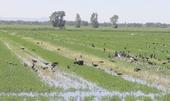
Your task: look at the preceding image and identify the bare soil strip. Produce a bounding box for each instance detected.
[22,37,170,92]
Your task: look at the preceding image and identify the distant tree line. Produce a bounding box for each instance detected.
[1,20,170,28]
[118,23,170,28]
[50,11,119,29]
[49,11,170,29]
[0,20,49,25]
[1,11,170,29]
[66,21,88,26]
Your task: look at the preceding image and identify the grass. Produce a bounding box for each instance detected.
[9,28,170,73]
[125,96,152,101]
[0,40,55,92]
[101,96,121,101]
[8,26,170,87]
[0,25,170,100]
[1,33,160,93]
[0,96,58,101]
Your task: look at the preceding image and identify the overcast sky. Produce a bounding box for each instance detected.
[0,0,170,23]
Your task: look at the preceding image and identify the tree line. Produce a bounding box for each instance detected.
[1,20,169,28]
[49,11,119,29]
[49,11,170,29]
[0,10,170,28]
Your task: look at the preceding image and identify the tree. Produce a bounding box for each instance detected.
[90,13,99,28]
[110,15,119,28]
[75,13,81,28]
[50,11,66,29]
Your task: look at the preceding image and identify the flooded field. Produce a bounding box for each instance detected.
[0,26,170,100]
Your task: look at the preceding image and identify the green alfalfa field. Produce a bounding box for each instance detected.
[0,25,170,100]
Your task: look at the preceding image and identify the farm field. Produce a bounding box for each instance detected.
[0,25,170,100]
[0,39,55,93]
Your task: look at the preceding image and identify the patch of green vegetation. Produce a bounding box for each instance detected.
[0,96,58,101]
[101,96,121,101]
[0,40,56,92]
[25,96,52,101]
[83,96,95,101]
[156,94,170,101]
[125,96,152,101]
[0,96,23,101]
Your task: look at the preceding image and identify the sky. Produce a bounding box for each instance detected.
[0,0,170,23]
